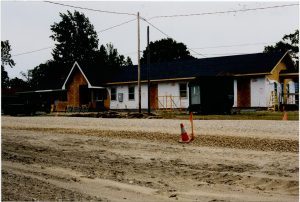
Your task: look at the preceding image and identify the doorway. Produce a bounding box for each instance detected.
[150,83,158,109]
[79,85,89,105]
[237,78,251,107]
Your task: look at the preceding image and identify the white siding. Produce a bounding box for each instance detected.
[234,77,275,108]
[287,80,296,104]
[109,84,148,109]
[108,81,189,110]
[250,78,266,107]
[233,79,237,107]
[157,82,189,108]
[265,78,281,107]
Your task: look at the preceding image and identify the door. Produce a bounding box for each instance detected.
[191,85,201,105]
[237,78,250,107]
[150,84,158,109]
[79,85,89,105]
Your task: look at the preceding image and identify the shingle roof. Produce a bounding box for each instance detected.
[79,51,295,86]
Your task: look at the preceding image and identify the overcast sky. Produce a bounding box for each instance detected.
[1,1,299,79]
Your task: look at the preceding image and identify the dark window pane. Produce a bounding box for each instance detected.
[111,88,116,100]
[179,83,187,98]
[128,86,135,100]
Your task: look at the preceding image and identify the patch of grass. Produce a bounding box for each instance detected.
[157,110,299,120]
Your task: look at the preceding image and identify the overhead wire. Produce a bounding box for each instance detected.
[12,18,137,57]
[190,41,277,50]
[44,1,136,16]
[140,17,207,57]
[191,52,261,56]
[12,46,54,57]
[13,2,297,57]
[97,18,136,33]
[147,3,299,20]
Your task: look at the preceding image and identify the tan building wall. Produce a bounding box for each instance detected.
[266,62,287,81]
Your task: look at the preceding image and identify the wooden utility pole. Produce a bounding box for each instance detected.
[137,12,141,113]
[147,26,150,114]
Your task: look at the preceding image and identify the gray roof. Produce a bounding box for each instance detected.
[66,51,296,87]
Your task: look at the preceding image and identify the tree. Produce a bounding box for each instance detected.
[26,10,133,90]
[26,60,68,90]
[91,44,133,82]
[1,40,15,88]
[104,43,133,67]
[9,77,30,91]
[141,38,195,64]
[264,29,299,66]
[50,10,99,65]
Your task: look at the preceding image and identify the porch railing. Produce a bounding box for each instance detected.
[156,96,185,111]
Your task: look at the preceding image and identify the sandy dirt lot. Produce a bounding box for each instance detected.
[2,116,299,201]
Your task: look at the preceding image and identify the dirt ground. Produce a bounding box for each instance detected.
[1,116,299,201]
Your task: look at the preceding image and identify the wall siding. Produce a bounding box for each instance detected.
[250,77,266,107]
[108,81,189,109]
[157,82,189,109]
[67,69,88,107]
[109,84,148,109]
[266,62,287,81]
[233,80,237,107]
[234,77,271,108]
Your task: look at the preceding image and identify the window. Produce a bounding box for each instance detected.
[179,83,187,98]
[128,86,135,100]
[295,82,299,93]
[111,88,116,101]
[274,82,278,93]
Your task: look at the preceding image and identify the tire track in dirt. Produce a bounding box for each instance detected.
[2,122,298,201]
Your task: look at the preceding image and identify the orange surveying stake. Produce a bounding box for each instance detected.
[189,112,195,141]
[179,112,195,143]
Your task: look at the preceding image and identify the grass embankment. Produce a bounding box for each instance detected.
[158,111,299,120]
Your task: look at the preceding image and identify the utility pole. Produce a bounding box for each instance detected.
[137,12,141,114]
[147,26,150,114]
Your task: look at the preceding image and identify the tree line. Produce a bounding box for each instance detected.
[1,10,299,92]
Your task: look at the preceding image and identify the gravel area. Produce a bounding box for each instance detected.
[2,116,299,140]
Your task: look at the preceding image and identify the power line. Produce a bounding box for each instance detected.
[147,3,299,20]
[191,41,277,50]
[141,17,206,57]
[97,18,136,33]
[12,46,54,57]
[190,52,262,56]
[44,1,136,16]
[12,18,136,57]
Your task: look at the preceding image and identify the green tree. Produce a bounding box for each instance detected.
[9,77,30,91]
[92,44,133,81]
[50,10,99,65]
[104,43,133,67]
[141,38,195,64]
[26,10,133,90]
[1,40,15,88]
[264,29,299,66]
[26,60,68,90]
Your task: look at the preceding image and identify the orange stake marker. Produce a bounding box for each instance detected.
[189,112,195,141]
[282,111,288,120]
